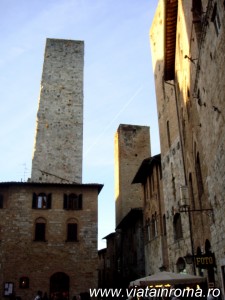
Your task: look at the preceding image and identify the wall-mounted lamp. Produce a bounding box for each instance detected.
[184,55,198,64]
[184,253,193,264]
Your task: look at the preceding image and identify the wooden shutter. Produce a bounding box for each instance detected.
[32,193,37,208]
[0,195,3,209]
[78,194,82,209]
[63,194,68,209]
[47,194,52,209]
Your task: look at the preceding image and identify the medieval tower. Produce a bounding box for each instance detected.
[31,38,84,184]
[0,38,103,299]
[114,124,150,227]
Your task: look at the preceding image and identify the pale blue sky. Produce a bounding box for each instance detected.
[0,0,160,249]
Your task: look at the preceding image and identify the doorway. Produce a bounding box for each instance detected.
[50,272,69,300]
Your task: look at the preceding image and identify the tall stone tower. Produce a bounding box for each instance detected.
[115,124,150,227]
[31,38,84,183]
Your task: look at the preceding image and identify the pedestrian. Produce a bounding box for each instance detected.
[43,292,49,300]
[207,291,215,300]
[34,290,43,300]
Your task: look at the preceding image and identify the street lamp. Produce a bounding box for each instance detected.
[179,186,213,275]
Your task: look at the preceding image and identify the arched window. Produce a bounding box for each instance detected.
[32,193,52,209]
[195,153,204,201]
[163,214,167,236]
[167,120,171,147]
[189,173,195,209]
[154,212,158,237]
[192,0,203,45]
[173,213,183,240]
[146,218,151,242]
[66,218,78,242]
[34,217,46,241]
[64,194,82,210]
[151,213,158,238]
[205,239,211,253]
[211,3,221,36]
[151,215,155,238]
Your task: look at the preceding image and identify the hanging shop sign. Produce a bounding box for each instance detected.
[195,253,216,269]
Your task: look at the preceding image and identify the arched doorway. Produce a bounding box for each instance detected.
[50,272,69,300]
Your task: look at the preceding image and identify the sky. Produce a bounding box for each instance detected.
[0,0,160,250]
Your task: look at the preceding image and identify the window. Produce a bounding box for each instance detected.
[66,220,78,242]
[211,3,221,36]
[32,193,51,209]
[0,194,3,208]
[173,213,183,240]
[195,152,204,200]
[154,212,158,237]
[34,218,46,241]
[64,194,82,210]
[166,121,171,147]
[146,218,151,242]
[163,214,167,236]
[189,173,195,209]
[192,0,203,45]
[151,214,157,238]
[19,277,29,289]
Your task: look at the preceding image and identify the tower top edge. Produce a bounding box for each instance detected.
[46,38,84,44]
[117,124,150,131]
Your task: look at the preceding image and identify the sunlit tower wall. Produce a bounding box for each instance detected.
[115,124,150,227]
[31,38,84,183]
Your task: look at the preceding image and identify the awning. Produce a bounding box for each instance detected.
[129,271,206,286]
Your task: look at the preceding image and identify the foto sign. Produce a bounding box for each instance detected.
[195,253,216,269]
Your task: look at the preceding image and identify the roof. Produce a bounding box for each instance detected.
[98,248,107,255]
[164,0,178,81]
[116,208,143,230]
[132,154,161,184]
[0,181,103,194]
[103,232,116,240]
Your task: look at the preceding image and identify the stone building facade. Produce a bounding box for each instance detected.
[0,182,102,299]
[114,124,150,227]
[32,38,84,184]
[98,232,118,290]
[0,38,103,299]
[133,154,168,276]
[116,208,145,288]
[150,0,225,292]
